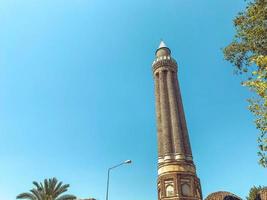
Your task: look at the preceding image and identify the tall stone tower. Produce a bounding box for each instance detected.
[152,41,202,200]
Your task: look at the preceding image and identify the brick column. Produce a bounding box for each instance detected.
[167,70,185,159]
[155,72,164,157]
[159,70,173,156]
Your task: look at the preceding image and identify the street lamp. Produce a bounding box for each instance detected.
[105,160,132,200]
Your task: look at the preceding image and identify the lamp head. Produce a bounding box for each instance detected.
[124,160,132,164]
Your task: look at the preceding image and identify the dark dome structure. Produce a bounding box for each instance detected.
[205,191,242,200]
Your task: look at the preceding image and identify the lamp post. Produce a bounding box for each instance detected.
[105,160,132,200]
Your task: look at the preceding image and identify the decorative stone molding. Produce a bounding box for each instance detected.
[158,164,196,175]
[152,57,177,74]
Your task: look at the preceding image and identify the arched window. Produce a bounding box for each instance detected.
[181,184,190,196]
[164,179,175,197]
[166,185,174,197]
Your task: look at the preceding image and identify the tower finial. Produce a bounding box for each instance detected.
[158,40,168,49]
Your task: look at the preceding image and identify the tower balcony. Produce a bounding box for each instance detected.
[152,56,178,74]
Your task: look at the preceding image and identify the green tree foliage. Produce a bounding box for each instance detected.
[223,0,267,167]
[246,186,263,200]
[16,177,76,200]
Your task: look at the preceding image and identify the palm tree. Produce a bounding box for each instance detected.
[17,177,76,200]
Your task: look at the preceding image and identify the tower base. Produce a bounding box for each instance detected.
[157,163,202,200]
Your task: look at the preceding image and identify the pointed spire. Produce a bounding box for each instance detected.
[158,40,168,49]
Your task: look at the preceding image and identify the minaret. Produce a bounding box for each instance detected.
[152,41,202,200]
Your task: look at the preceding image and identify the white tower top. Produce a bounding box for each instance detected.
[158,40,168,49]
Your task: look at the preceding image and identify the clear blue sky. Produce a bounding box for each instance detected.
[0,0,266,199]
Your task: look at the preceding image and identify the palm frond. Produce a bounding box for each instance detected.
[54,181,63,195]
[16,192,37,200]
[54,184,69,197]
[32,181,42,191]
[39,182,44,193]
[30,189,42,200]
[50,177,58,195]
[44,179,49,195]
